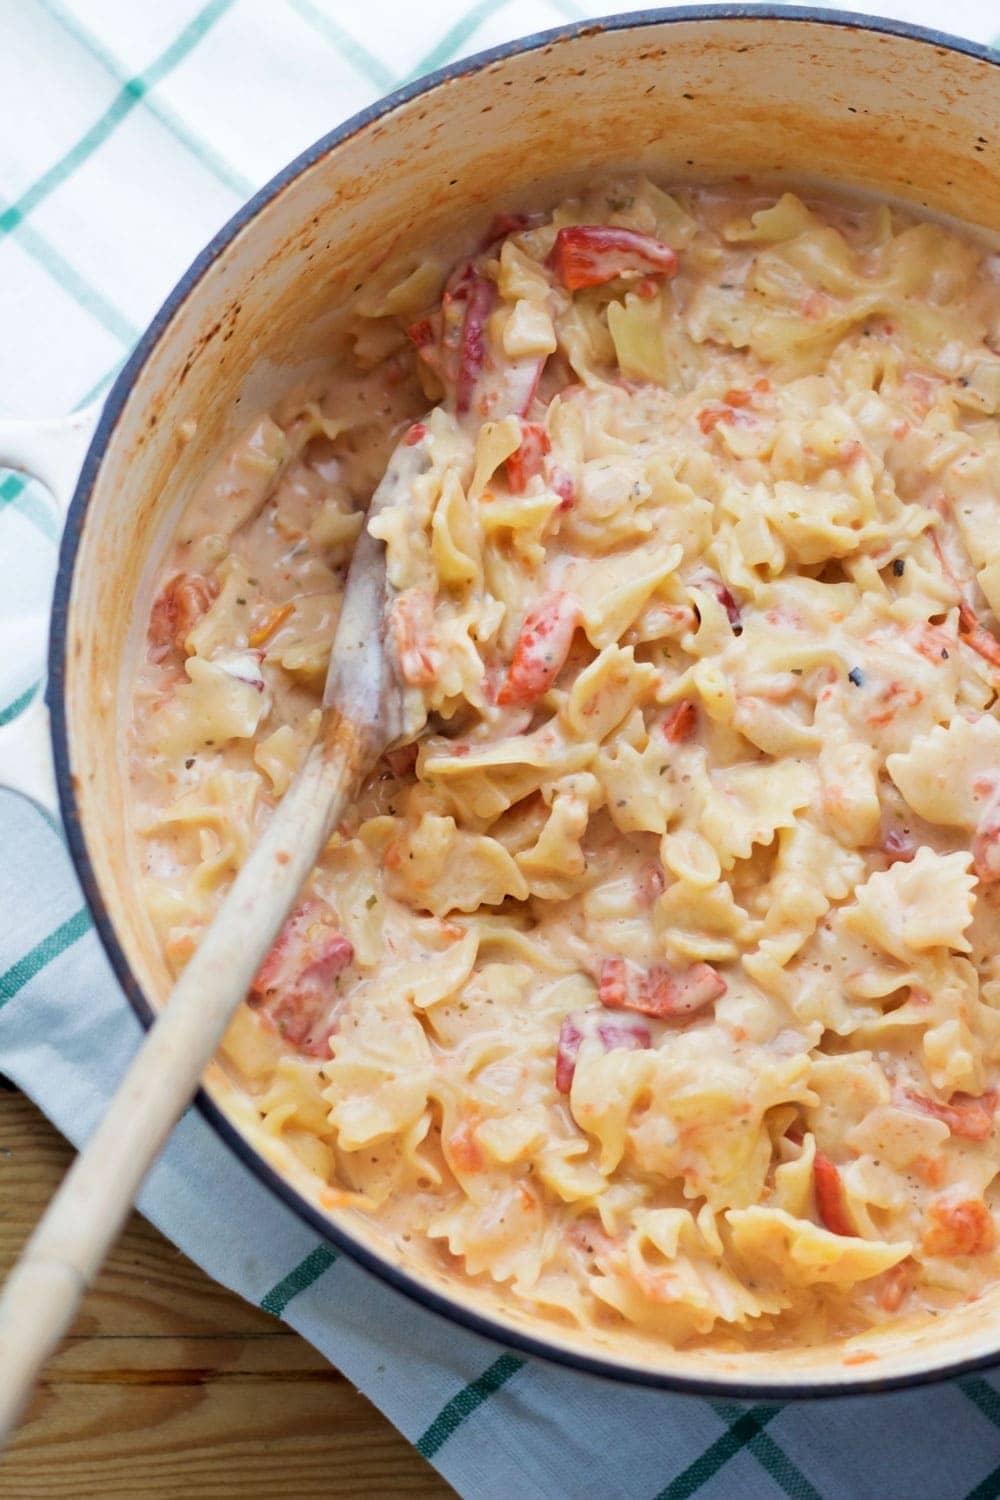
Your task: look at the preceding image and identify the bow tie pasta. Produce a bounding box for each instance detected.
[129,178,1000,1355]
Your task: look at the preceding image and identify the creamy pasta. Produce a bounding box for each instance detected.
[129,179,1000,1353]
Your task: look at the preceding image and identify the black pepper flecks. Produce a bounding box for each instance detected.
[892,558,905,577]
[848,667,865,687]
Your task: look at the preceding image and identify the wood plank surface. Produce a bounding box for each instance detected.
[0,1088,453,1498]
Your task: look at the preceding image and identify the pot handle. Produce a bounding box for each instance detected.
[0,408,102,819]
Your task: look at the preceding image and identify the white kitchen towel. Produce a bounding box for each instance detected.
[2,4,1000,1497]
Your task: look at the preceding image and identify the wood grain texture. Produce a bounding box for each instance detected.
[0,1090,453,1499]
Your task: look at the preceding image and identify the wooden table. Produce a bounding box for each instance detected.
[0,1084,452,1498]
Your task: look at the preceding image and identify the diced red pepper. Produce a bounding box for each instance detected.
[455,270,496,416]
[555,1014,583,1094]
[547,464,576,509]
[877,1261,912,1312]
[714,580,742,632]
[496,592,581,706]
[697,379,769,436]
[693,573,742,635]
[903,1088,997,1142]
[598,957,726,1020]
[447,1118,484,1173]
[922,1198,996,1257]
[726,377,770,404]
[662,701,698,743]
[250,900,354,1058]
[389,589,440,686]
[148,572,218,662]
[813,1152,855,1236]
[555,1010,650,1094]
[499,354,545,420]
[548,225,678,291]
[697,405,757,434]
[596,1016,652,1052]
[697,407,727,435]
[403,421,428,446]
[406,318,435,349]
[973,797,1000,884]
[506,421,551,493]
[438,260,549,420]
[723,387,753,409]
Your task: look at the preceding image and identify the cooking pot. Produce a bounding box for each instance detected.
[1,6,998,1397]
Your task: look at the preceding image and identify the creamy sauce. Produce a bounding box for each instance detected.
[128,180,1000,1353]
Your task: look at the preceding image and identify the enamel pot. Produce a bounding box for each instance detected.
[1,6,998,1396]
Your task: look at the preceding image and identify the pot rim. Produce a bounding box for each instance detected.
[48,5,1000,1399]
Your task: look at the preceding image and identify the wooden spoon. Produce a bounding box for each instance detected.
[0,430,430,1443]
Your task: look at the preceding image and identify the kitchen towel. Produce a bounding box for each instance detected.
[2,3,1000,1496]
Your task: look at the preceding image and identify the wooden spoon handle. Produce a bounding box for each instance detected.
[0,711,372,1444]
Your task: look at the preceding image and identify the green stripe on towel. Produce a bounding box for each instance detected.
[0,682,40,729]
[0,908,91,1007]
[287,0,396,92]
[415,1353,524,1458]
[38,0,254,200]
[960,1375,1000,1430]
[259,1243,338,1315]
[0,0,236,237]
[717,1406,819,1500]
[654,1405,781,1500]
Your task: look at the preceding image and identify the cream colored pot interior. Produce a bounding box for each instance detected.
[62,14,1000,1388]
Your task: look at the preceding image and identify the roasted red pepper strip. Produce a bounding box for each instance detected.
[596,1016,652,1052]
[713,581,743,634]
[692,572,742,634]
[148,572,218,662]
[389,589,440,686]
[250,900,354,1058]
[662,700,698,743]
[506,422,551,493]
[456,271,497,416]
[974,798,1000,884]
[406,318,435,350]
[555,1015,583,1094]
[547,464,576,509]
[548,225,678,290]
[447,1118,485,1173]
[598,957,726,1019]
[496,592,581,706]
[877,1260,913,1312]
[813,1152,855,1236]
[555,1010,650,1094]
[903,1088,997,1142]
[922,1198,996,1257]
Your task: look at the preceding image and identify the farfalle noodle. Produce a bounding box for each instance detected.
[129,178,1000,1354]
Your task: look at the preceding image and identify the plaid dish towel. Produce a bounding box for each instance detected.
[2,3,1000,1496]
